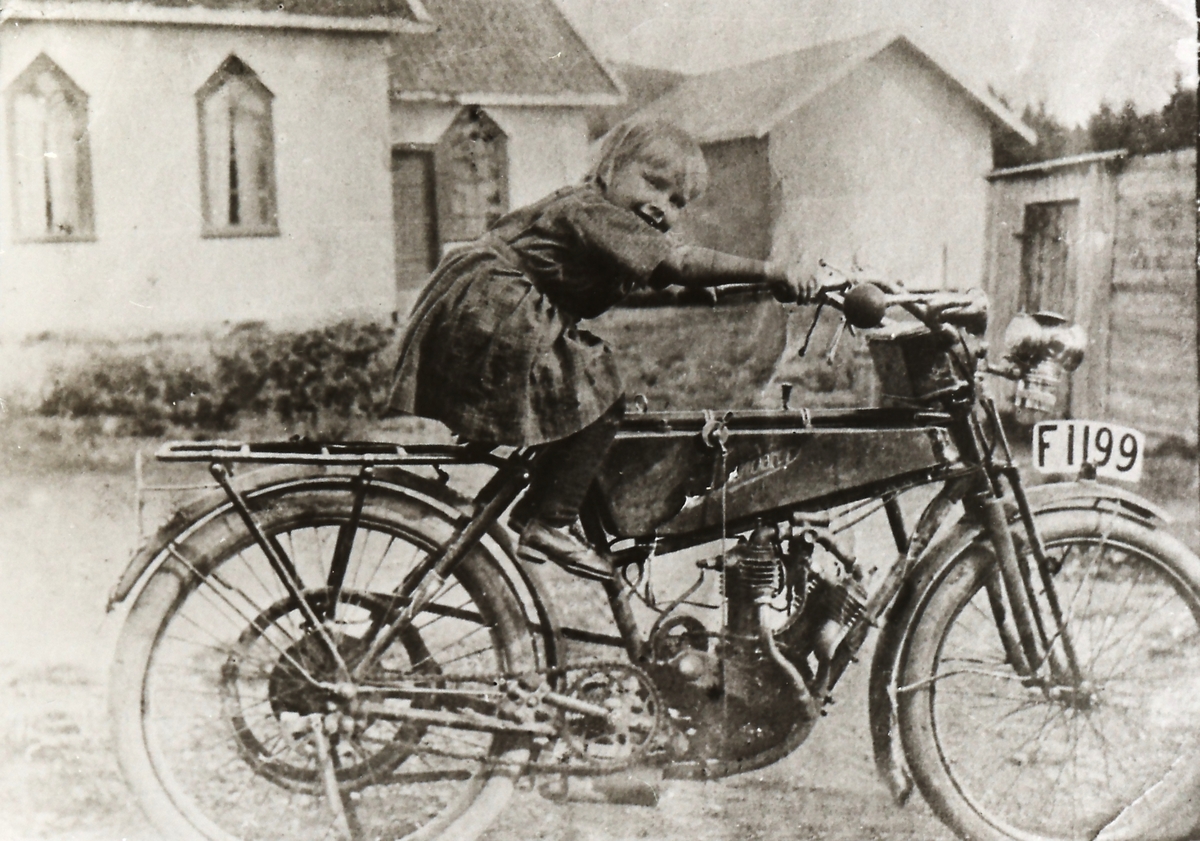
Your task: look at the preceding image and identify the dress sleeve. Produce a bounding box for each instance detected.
[564,194,674,289]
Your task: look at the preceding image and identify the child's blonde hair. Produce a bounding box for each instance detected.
[586,119,709,203]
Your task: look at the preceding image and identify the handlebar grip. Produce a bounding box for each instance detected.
[838,283,988,334]
[842,284,889,329]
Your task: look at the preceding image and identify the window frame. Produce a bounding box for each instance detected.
[5,53,96,244]
[196,55,280,239]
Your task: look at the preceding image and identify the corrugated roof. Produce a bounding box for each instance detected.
[388,0,621,103]
[638,31,1035,144]
[988,149,1128,179]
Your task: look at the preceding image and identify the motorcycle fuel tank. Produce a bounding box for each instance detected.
[596,410,957,538]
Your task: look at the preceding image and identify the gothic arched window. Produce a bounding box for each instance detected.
[197,56,278,236]
[6,54,94,241]
[435,107,508,248]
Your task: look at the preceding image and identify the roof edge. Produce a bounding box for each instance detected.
[884,34,1037,145]
[544,0,625,101]
[391,89,624,107]
[403,0,433,24]
[0,0,436,33]
[755,30,897,137]
[988,149,1129,179]
[656,29,1036,146]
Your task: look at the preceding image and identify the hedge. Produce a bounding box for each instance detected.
[39,320,397,436]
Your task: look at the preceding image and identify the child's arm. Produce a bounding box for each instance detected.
[653,245,815,302]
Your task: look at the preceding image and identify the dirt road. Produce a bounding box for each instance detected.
[2,417,1195,841]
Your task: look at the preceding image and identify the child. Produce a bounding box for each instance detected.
[389,119,821,574]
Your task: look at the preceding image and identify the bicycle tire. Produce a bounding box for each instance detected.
[111,483,540,841]
[898,508,1200,841]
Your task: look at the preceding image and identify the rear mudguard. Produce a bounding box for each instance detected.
[867,480,1172,805]
[107,464,565,670]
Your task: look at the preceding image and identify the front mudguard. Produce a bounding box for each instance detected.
[106,464,566,670]
[867,480,1173,805]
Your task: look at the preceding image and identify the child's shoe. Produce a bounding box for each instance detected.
[516,519,612,579]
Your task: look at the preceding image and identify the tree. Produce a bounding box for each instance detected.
[1152,77,1198,154]
[993,102,1087,168]
[993,77,1197,167]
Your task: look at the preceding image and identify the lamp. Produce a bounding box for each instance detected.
[1001,311,1087,422]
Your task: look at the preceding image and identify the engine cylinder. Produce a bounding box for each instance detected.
[724,525,782,637]
[811,576,868,660]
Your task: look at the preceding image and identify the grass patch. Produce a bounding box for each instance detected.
[595,299,790,409]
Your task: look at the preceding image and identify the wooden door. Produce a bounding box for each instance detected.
[1019,201,1078,316]
[392,149,438,297]
[1020,200,1079,415]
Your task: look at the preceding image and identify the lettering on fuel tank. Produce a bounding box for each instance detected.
[727,447,804,490]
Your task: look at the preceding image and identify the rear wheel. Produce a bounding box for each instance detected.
[898,509,1200,841]
[111,484,543,841]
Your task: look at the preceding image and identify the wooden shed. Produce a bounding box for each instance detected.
[984,147,1197,442]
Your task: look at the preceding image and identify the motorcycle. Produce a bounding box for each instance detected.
[107,270,1200,841]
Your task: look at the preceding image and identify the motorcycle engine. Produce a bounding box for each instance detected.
[644,527,809,766]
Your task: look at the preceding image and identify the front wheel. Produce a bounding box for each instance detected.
[111,483,543,841]
[898,509,1200,841]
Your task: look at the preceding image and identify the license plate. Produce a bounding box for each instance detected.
[1032,421,1145,482]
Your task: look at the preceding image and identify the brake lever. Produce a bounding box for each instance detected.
[825,317,847,364]
[797,300,826,358]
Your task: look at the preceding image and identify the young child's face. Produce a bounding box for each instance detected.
[603,157,689,233]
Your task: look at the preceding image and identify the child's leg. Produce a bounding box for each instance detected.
[512,398,625,529]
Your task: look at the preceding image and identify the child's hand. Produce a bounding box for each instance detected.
[767,260,828,303]
[768,271,799,303]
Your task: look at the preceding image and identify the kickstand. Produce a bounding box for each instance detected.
[310,715,360,841]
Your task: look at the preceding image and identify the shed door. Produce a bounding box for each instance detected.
[392,149,438,296]
[1020,200,1079,415]
[1019,201,1078,315]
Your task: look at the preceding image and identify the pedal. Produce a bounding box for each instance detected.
[536,775,660,807]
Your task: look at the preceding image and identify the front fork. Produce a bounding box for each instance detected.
[974,489,1083,688]
[961,401,1084,691]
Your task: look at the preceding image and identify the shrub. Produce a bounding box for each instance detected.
[39,320,398,437]
[39,346,215,435]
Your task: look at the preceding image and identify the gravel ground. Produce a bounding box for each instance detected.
[1,416,1195,841]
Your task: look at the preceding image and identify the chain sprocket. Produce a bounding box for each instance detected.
[558,660,663,770]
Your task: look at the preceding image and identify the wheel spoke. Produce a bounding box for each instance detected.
[902,522,1200,841]
[117,495,541,841]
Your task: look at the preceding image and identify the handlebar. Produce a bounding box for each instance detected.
[621,261,988,336]
[813,263,988,335]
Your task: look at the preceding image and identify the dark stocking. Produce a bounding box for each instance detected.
[511,398,625,528]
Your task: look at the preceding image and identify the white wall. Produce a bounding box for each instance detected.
[390,102,591,206]
[769,43,994,289]
[487,107,592,208]
[0,21,394,337]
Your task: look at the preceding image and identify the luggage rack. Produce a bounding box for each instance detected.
[153,439,513,467]
[134,440,515,541]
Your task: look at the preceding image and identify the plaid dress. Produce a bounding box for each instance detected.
[388,185,672,446]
